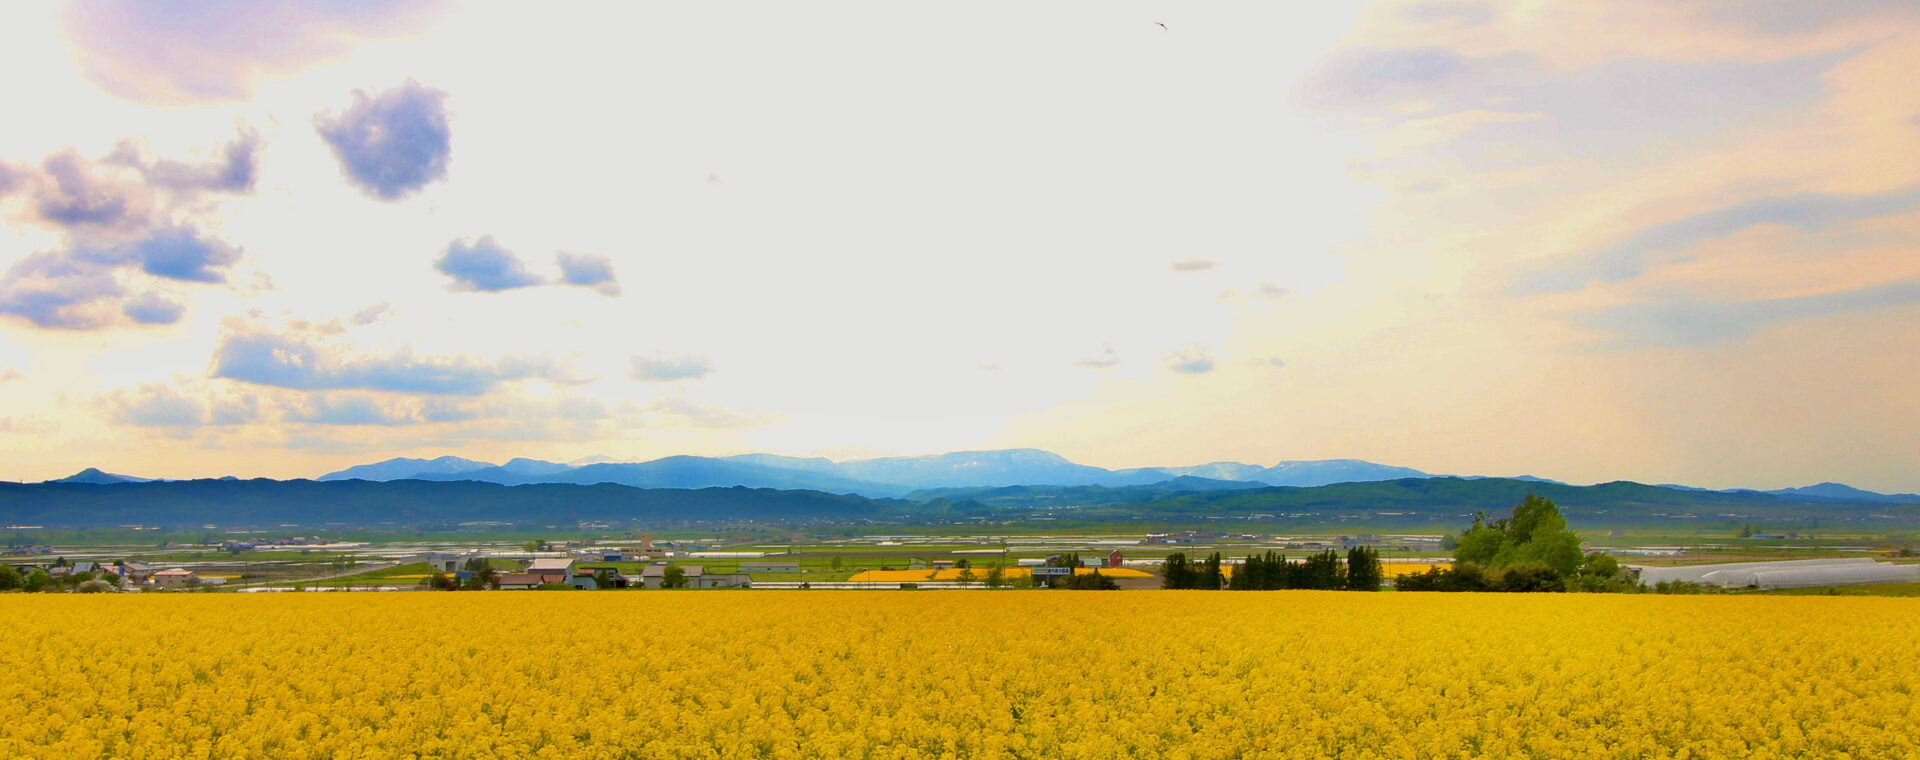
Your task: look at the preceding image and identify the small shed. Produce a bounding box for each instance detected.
[496,573,543,590]
[694,572,751,589]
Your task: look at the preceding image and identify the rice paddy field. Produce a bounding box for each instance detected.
[4,593,1917,759]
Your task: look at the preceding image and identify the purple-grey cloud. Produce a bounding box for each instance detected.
[1301,45,1840,168]
[1298,47,1517,110]
[127,127,263,195]
[1256,282,1293,300]
[348,301,393,326]
[122,292,186,325]
[420,396,613,426]
[315,80,452,200]
[0,133,258,330]
[19,131,258,232]
[1706,0,1916,34]
[0,161,29,197]
[35,149,145,229]
[435,236,543,292]
[0,224,242,329]
[97,384,261,431]
[1399,2,1497,26]
[61,0,448,105]
[650,397,766,429]
[0,250,126,329]
[1518,186,1920,294]
[211,324,583,395]
[287,394,417,426]
[1572,281,1920,349]
[0,415,58,435]
[133,224,243,283]
[100,384,209,428]
[556,252,622,296]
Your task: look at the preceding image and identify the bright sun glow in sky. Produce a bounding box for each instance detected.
[3,1,1919,491]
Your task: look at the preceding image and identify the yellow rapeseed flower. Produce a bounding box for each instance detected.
[0,593,1914,759]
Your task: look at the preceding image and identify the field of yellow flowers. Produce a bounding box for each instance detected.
[4,592,1917,759]
[846,567,1154,582]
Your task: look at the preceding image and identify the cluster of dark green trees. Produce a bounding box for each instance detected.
[1034,553,1119,589]
[1161,547,1384,590]
[1397,494,1638,592]
[1053,571,1119,590]
[1,560,125,593]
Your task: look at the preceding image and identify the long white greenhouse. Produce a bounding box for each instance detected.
[1630,557,1920,590]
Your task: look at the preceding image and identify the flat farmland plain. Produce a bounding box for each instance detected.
[4,593,1916,759]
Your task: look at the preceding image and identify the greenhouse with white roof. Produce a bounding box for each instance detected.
[1630,557,1920,590]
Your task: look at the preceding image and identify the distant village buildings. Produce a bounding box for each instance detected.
[416,550,482,573]
[636,564,750,589]
[151,569,199,587]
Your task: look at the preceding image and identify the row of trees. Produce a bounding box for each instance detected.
[1161,552,1223,589]
[1161,547,1385,590]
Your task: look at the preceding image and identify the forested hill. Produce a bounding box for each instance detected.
[2,476,1912,529]
[0,479,899,527]
[917,477,1920,522]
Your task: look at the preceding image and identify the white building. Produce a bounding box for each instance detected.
[1631,558,1920,590]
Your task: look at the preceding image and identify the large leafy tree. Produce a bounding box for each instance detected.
[1452,494,1584,576]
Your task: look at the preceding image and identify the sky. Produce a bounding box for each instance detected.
[2,1,1919,491]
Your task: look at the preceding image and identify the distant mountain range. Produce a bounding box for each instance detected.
[298,449,1452,497]
[1750,482,1920,505]
[46,468,153,485]
[32,448,1920,506]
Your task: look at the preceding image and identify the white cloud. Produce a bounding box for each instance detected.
[1161,345,1217,375]
[628,355,713,383]
[1072,345,1121,370]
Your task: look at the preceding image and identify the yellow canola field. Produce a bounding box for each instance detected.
[1215,563,1450,579]
[4,593,1918,759]
[847,567,1152,582]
